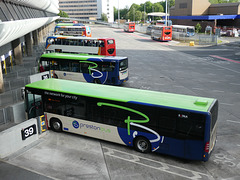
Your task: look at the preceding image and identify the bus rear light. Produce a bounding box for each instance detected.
[204,142,209,153]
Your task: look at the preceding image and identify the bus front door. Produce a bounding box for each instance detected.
[27,93,44,119]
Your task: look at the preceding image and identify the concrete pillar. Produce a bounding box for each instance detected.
[11,38,23,65]
[32,30,39,46]
[38,27,43,43]
[0,62,4,93]
[24,33,33,56]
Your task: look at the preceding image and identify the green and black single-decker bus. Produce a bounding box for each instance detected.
[25,78,218,161]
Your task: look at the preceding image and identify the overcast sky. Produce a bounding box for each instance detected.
[112,0,164,9]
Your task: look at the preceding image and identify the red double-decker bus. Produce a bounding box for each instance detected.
[124,22,135,33]
[151,26,172,41]
[45,36,116,56]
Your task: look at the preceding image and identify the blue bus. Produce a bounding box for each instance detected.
[39,53,128,85]
[25,79,218,161]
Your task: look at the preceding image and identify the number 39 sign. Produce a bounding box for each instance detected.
[21,124,37,140]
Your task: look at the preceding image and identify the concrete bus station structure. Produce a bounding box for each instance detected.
[0,0,59,93]
[0,0,59,129]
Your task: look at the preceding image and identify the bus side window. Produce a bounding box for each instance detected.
[71,62,80,72]
[65,99,86,119]
[93,40,97,47]
[51,61,59,70]
[102,62,115,72]
[96,41,100,47]
[99,40,104,47]
[55,39,61,45]
[44,97,64,115]
[59,60,70,71]
[80,62,89,73]
[41,60,50,71]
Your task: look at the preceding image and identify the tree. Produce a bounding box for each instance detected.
[101,13,108,22]
[195,23,202,33]
[153,3,164,13]
[141,11,148,22]
[128,4,141,21]
[140,1,153,13]
[58,10,69,18]
[160,0,175,13]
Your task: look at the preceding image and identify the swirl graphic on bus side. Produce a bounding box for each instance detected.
[80,60,108,83]
[97,102,164,151]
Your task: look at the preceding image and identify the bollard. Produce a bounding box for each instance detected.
[189,41,195,46]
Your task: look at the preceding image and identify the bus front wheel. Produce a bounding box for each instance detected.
[50,118,62,132]
[134,137,151,153]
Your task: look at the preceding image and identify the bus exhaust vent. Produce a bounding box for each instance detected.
[194,100,208,106]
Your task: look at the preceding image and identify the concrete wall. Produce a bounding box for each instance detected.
[0,118,39,158]
[171,0,210,16]
[192,0,210,16]
[9,101,26,123]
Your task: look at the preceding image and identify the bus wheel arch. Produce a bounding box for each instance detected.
[50,118,62,132]
[133,136,151,153]
[93,78,101,84]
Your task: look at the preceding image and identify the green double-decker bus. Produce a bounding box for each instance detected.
[25,78,218,161]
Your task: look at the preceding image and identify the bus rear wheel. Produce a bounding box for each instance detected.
[134,137,151,153]
[50,118,62,132]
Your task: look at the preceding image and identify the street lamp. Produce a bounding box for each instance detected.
[118,0,120,27]
[152,6,154,22]
[165,0,168,26]
[144,3,146,23]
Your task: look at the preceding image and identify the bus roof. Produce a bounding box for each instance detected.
[47,35,114,41]
[26,79,216,113]
[172,25,195,29]
[40,53,126,62]
[55,26,86,28]
[56,23,84,26]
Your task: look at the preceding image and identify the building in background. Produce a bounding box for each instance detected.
[59,0,114,22]
[170,0,240,33]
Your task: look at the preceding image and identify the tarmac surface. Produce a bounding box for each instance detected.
[1,24,240,179]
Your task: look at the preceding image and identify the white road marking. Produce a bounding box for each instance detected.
[192,88,204,90]
[230,83,240,86]
[103,147,214,180]
[212,90,224,93]
[220,103,234,106]
[227,120,240,124]
[1,160,60,180]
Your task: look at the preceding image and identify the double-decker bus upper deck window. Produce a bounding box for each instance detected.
[55,38,61,45]
[107,39,114,45]
[99,40,105,47]
[120,59,128,71]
